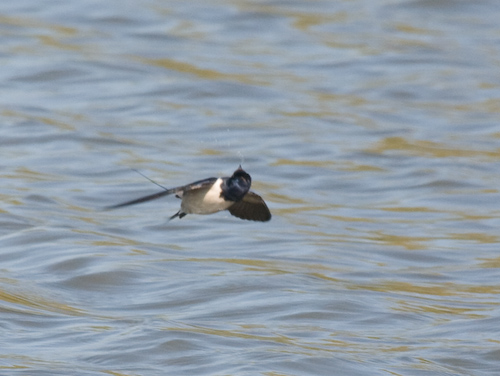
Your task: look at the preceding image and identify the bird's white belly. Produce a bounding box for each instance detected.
[180,178,232,214]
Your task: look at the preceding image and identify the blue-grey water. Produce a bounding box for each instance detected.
[1,1,500,375]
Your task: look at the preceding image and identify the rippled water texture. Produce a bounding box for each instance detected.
[1,1,500,375]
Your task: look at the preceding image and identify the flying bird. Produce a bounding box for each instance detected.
[107,166,271,222]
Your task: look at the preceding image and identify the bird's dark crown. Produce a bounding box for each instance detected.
[231,165,251,184]
[221,166,251,201]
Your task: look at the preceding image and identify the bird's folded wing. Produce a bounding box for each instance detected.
[182,177,218,192]
[228,191,271,222]
[175,177,218,198]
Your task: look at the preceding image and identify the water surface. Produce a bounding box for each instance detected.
[1,1,500,375]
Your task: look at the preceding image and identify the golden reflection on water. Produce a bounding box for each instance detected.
[369,136,500,159]
[279,92,376,127]
[0,288,85,316]
[381,206,438,213]
[305,219,499,251]
[180,257,341,277]
[0,14,77,35]
[6,167,58,183]
[394,24,439,36]
[236,2,345,31]
[196,148,225,156]
[271,158,336,168]
[140,57,267,85]
[0,14,84,59]
[478,256,500,268]
[394,300,490,319]
[291,12,346,32]
[101,371,134,376]
[266,192,307,205]
[317,215,376,223]
[341,163,386,172]
[449,232,499,244]
[354,280,500,297]
[2,109,79,131]
[163,323,349,356]
[38,35,82,52]
[300,227,431,250]
[165,323,294,345]
[367,231,430,251]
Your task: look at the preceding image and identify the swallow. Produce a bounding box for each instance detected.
[106,166,271,222]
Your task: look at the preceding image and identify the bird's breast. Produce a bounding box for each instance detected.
[181,178,233,214]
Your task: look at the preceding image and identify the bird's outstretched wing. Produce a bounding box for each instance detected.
[228,191,271,222]
[104,188,177,209]
[105,177,219,209]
